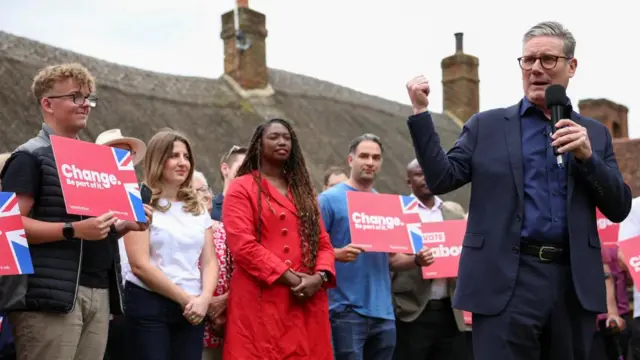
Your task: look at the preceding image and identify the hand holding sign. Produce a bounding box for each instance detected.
[125,204,154,232]
[415,247,435,267]
[336,244,366,263]
[74,212,118,240]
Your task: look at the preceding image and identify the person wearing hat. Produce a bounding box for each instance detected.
[95,129,146,166]
[95,129,147,360]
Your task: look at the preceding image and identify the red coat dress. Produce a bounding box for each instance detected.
[222,173,336,360]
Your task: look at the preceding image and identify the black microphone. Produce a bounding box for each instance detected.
[545,84,567,168]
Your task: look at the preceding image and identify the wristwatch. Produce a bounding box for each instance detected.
[414,254,422,267]
[317,271,329,283]
[63,222,75,240]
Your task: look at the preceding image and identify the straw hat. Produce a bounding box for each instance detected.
[95,129,146,165]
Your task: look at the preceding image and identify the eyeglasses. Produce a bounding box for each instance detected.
[196,186,212,195]
[517,55,572,71]
[222,145,247,163]
[47,93,98,108]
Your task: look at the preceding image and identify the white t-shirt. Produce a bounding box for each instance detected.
[412,195,449,300]
[118,237,131,286]
[617,196,640,318]
[126,199,212,296]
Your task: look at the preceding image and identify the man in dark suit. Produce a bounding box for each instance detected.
[404,21,632,360]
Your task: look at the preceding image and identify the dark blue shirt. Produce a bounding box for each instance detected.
[211,193,224,221]
[520,97,568,243]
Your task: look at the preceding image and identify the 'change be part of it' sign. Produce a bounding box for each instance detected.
[51,136,146,222]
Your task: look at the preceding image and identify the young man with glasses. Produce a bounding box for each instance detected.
[211,145,247,221]
[0,63,150,360]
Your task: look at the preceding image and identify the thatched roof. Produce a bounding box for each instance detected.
[0,30,471,209]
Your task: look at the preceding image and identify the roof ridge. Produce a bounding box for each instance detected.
[0,30,456,126]
[268,68,420,117]
[0,31,234,104]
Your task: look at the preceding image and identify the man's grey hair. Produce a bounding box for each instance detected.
[523,21,576,58]
[192,170,208,185]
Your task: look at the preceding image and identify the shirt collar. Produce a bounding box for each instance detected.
[39,123,81,141]
[411,194,443,211]
[520,96,574,117]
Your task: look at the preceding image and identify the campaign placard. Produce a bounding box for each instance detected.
[50,135,146,222]
[0,192,33,276]
[463,311,472,326]
[346,191,423,253]
[421,219,466,279]
[618,236,640,286]
[596,208,619,248]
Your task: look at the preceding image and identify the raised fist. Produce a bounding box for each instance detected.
[406,75,430,114]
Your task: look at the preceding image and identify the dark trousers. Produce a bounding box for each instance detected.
[627,317,640,359]
[588,313,632,360]
[393,299,466,360]
[124,281,204,360]
[465,331,474,360]
[472,254,596,360]
[330,306,396,360]
[103,315,126,360]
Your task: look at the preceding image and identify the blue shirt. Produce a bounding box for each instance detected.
[210,193,223,221]
[318,183,395,320]
[520,97,568,243]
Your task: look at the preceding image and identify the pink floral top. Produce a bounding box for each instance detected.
[203,221,233,348]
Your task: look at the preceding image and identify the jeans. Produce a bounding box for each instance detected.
[124,282,204,360]
[330,306,396,360]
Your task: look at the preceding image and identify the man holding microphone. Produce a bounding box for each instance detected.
[405,21,631,360]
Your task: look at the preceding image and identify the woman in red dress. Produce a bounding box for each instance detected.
[222,118,336,360]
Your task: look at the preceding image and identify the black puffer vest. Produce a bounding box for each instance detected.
[0,124,124,314]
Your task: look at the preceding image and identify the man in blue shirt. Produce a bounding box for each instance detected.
[319,134,435,360]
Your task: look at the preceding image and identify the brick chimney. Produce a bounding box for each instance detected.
[220,1,268,90]
[578,99,629,139]
[441,33,480,123]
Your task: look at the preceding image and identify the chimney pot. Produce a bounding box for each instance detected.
[441,32,479,123]
[220,7,268,90]
[455,32,463,53]
[578,98,629,139]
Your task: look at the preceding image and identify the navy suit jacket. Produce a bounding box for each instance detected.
[407,101,632,315]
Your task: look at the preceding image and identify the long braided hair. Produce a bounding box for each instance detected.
[236,118,321,272]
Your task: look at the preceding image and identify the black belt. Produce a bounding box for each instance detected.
[425,298,451,311]
[520,243,569,264]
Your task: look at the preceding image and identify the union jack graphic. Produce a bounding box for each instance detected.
[0,192,33,276]
[406,223,424,254]
[400,195,423,215]
[400,195,425,253]
[112,147,134,171]
[124,183,146,223]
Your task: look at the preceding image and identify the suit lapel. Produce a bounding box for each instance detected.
[504,104,524,206]
[565,111,580,210]
[261,177,298,215]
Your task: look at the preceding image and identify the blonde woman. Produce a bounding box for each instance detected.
[192,171,233,360]
[123,130,219,360]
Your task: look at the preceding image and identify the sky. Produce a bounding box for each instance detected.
[1,0,638,137]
